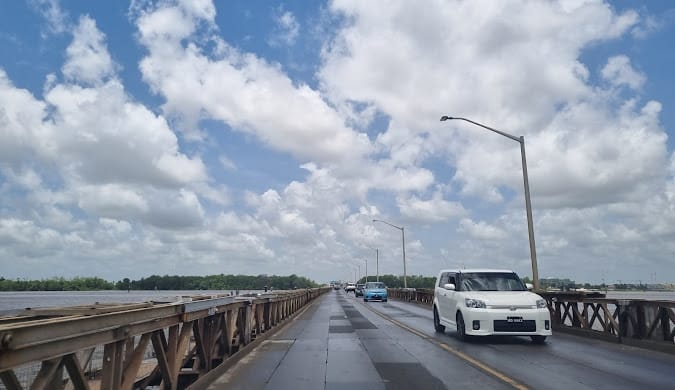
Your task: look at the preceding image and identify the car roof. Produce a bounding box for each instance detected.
[438,268,515,274]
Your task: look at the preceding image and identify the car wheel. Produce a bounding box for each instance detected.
[383,299,387,302]
[363,298,368,302]
[456,312,467,341]
[531,335,547,344]
[433,306,445,333]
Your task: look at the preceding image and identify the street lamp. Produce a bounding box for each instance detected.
[440,115,540,290]
[373,219,407,288]
[363,258,368,283]
[375,248,379,282]
[363,246,380,282]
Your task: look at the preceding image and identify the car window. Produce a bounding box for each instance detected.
[438,272,448,287]
[438,272,455,287]
[458,272,526,291]
[365,282,385,289]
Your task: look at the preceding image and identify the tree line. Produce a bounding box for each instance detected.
[0,274,318,291]
[356,274,436,289]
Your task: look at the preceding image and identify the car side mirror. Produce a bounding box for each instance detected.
[443,283,455,290]
[525,283,533,290]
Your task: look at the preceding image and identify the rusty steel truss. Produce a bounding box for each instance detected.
[0,288,328,390]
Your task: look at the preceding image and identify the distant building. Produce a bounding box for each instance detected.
[540,278,576,291]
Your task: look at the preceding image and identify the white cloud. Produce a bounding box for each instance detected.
[317,0,665,212]
[30,0,69,35]
[77,184,149,219]
[458,218,508,241]
[62,16,117,85]
[269,8,300,47]
[134,1,372,165]
[0,13,210,236]
[601,55,645,90]
[397,192,466,223]
[99,218,132,234]
[0,69,48,164]
[630,12,664,39]
[219,155,237,170]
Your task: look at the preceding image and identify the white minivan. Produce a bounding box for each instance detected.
[433,269,552,343]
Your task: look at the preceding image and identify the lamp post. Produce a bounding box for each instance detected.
[440,115,540,290]
[363,258,368,283]
[373,219,407,288]
[375,248,379,282]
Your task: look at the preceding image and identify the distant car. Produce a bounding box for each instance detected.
[355,284,365,297]
[363,282,388,302]
[433,269,551,343]
[332,284,340,290]
[345,283,356,293]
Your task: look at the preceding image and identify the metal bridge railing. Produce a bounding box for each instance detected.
[538,292,675,352]
[0,288,329,390]
[388,288,675,353]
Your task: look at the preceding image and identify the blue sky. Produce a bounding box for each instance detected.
[1,0,675,285]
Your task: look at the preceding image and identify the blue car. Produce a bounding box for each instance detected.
[363,281,388,302]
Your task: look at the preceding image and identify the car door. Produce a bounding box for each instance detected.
[436,272,456,323]
[434,272,448,320]
[445,273,458,323]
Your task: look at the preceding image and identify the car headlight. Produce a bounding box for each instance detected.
[465,298,486,308]
[536,299,547,309]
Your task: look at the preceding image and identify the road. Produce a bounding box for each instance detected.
[208,289,675,389]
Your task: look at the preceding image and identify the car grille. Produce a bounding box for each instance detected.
[493,320,536,332]
[489,305,534,310]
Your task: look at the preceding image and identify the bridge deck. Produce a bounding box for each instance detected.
[210,290,675,390]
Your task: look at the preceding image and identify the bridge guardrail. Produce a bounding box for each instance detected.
[388,288,675,353]
[0,287,329,390]
[539,292,675,353]
[387,288,434,306]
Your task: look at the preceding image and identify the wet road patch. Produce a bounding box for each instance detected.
[374,363,445,390]
[342,305,378,329]
[350,317,377,329]
[330,325,354,333]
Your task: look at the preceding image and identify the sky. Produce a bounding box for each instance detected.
[1,0,675,285]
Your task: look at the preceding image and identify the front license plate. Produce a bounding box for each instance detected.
[507,317,523,323]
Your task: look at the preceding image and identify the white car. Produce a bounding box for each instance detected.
[433,269,551,343]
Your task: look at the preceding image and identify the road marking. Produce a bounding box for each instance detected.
[357,300,529,390]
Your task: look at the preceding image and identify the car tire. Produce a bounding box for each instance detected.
[456,312,468,341]
[364,298,368,302]
[531,335,547,344]
[383,299,387,302]
[433,306,445,333]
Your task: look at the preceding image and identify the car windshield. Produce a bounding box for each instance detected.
[365,282,386,289]
[459,272,526,291]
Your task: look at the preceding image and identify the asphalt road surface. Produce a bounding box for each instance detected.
[208,290,675,390]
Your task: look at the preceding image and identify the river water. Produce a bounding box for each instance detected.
[0,290,263,315]
[604,291,675,301]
